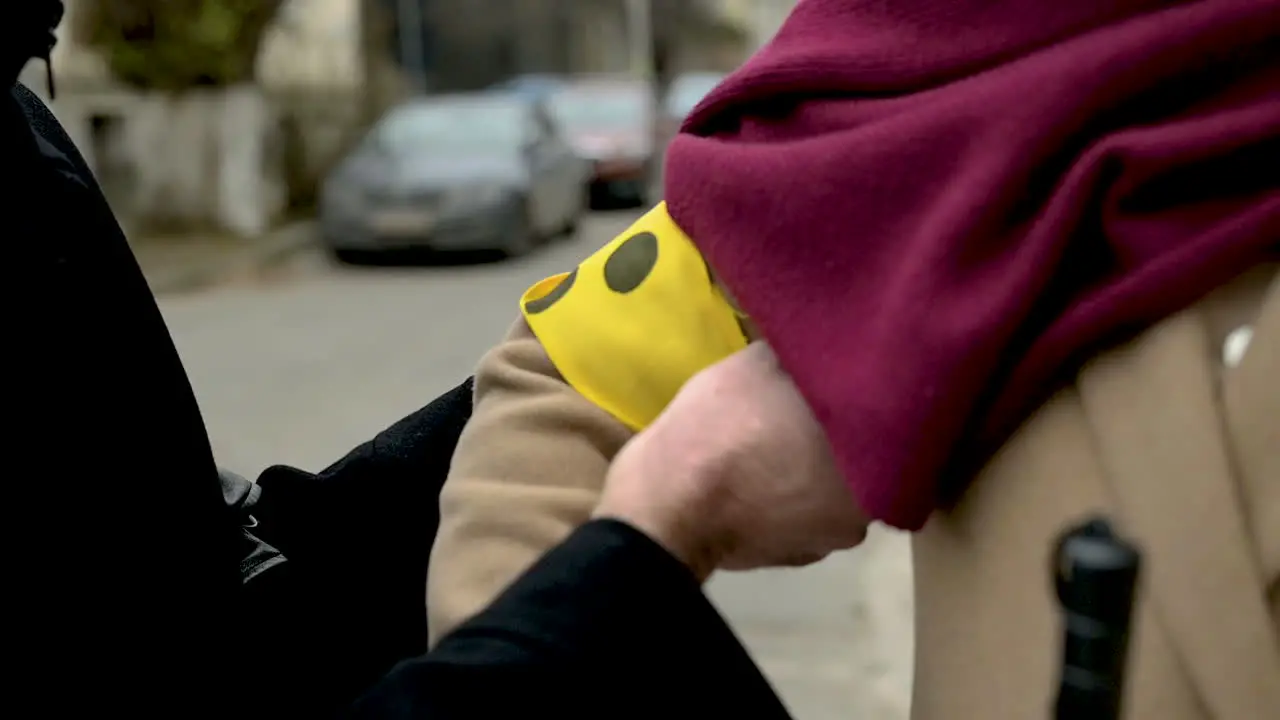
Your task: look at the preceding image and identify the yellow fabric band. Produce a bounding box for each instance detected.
[520,203,749,430]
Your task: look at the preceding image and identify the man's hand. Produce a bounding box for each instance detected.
[595,343,869,580]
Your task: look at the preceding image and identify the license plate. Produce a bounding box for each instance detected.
[597,160,641,177]
[371,210,434,235]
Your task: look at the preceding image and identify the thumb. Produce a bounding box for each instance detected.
[740,341,779,369]
[711,341,783,382]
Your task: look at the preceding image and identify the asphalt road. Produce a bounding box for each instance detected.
[159,211,915,719]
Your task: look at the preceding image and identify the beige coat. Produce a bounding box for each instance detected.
[426,319,633,645]
[913,264,1279,719]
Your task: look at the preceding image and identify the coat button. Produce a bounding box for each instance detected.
[1222,325,1254,368]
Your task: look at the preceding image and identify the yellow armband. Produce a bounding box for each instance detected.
[520,203,749,430]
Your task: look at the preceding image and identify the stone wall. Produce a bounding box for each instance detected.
[34,83,362,236]
[39,86,285,236]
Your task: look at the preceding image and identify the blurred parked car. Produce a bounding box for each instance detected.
[492,73,565,102]
[548,79,652,207]
[659,71,725,141]
[320,92,586,260]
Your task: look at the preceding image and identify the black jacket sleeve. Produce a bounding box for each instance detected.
[351,519,793,720]
[243,379,475,717]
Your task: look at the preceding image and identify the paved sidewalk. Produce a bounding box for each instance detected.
[130,221,318,295]
[709,526,915,720]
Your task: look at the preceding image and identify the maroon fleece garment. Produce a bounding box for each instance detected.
[665,0,1280,530]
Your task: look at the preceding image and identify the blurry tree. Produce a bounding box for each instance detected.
[75,0,285,91]
[70,0,292,236]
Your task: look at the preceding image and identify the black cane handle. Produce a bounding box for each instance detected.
[1052,517,1141,720]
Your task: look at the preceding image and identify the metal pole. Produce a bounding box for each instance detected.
[625,0,653,79]
[626,0,663,202]
[396,0,426,92]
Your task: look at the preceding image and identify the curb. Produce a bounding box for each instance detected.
[149,221,317,295]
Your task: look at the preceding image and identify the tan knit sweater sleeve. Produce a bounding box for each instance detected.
[426,318,634,645]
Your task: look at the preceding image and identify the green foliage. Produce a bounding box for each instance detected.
[79,0,285,91]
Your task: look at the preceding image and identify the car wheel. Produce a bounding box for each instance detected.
[562,211,581,237]
[330,247,370,265]
[502,197,537,258]
[561,193,584,237]
[586,183,605,211]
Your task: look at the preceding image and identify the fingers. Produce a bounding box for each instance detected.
[835,521,870,550]
[722,551,828,571]
[778,552,829,568]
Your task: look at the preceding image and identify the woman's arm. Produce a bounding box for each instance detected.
[426,320,633,644]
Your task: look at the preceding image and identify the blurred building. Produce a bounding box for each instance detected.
[378,0,751,91]
[262,0,364,90]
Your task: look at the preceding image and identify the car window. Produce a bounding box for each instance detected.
[548,88,647,132]
[520,108,541,146]
[373,99,526,154]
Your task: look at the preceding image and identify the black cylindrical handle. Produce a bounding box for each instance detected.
[1052,518,1141,720]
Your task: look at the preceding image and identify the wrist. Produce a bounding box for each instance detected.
[594,436,725,582]
[593,504,720,583]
